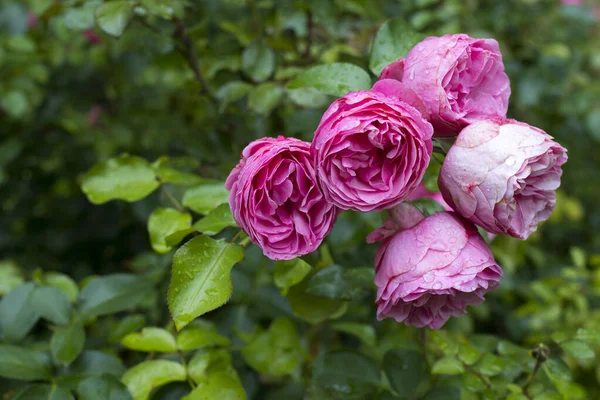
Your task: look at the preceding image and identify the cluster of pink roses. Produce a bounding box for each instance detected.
[226,33,567,329]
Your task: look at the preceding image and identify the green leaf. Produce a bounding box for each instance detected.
[122,360,187,400]
[192,204,237,235]
[383,349,429,397]
[13,384,74,400]
[147,208,192,254]
[543,358,573,382]
[121,327,177,353]
[274,258,312,296]
[176,321,231,350]
[241,318,303,376]
[79,274,154,318]
[188,348,233,384]
[331,322,376,346]
[32,286,71,325]
[575,328,600,345]
[0,344,51,381]
[217,81,253,113]
[287,272,347,324]
[457,343,481,365]
[368,19,423,75]
[77,376,133,400]
[473,353,505,376]
[183,369,247,400]
[108,315,147,342]
[66,350,126,378]
[242,39,275,82]
[95,1,134,37]
[431,356,465,375]
[45,272,79,303]
[313,351,380,398]
[63,3,96,31]
[0,259,24,296]
[1,91,29,118]
[168,236,244,331]
[81,155,159,204]
[247,83,284,115]
[0,282,40,342]
[287,63,372,97]
[306,265,373,300]
[152,157,205,186]
[286,87,331,108]
[182,182,230,214]
[51,321,86,365]
[561,340,595,360]
[423,386,461,400]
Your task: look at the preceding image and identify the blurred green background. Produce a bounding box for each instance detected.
[0,0,599,399]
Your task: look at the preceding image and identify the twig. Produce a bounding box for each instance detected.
[161,186,185,212]
[523,343,549,397]
[178,351,197,389]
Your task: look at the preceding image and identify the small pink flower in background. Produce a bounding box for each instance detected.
[368,203,502,329]
[226,136,338,260]
[407,183,452,211]
[87,105,103,127]
[83,29,101,44]
[380,34,511,136]
[27,12,38,29]
[438,118,568,239]
[311,88,433,212]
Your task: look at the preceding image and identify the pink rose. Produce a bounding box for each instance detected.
[438,118,568,239]
[380,34,511,136]
[311,89,433,212]
[226,136,338,260]
[368,203,502,329]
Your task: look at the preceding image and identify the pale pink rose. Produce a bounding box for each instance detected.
[226,136,337,260]
[368,203,502,329]
[311,89,433,212]
[438,118,568,239]
[407,183,452,211]
[380,34,511,136]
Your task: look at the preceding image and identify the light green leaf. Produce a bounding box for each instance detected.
[332,322,376,346]
[286,87,331,108]
[32,286,71,325]
[188,348,233,384]
[79,274,154,318]
[575,328,600,345]
[247,83,284,115]
[368,19,423,75]
[1,91,29,118]
[81,155,159,204]
[182,182,230,214]
[168,236,244,331]
[51,321,86,365]
[217,81,253,113]
[0,283,40,342]
[122,360,186,400]
[543,358,573,382]
[13,384,74,400]
[431,356,465,375]
[383,349,429,398]
[313,351,380,398]
[561,340,595,360]
[147,208,192,254]
[241,318,303,376]
[152,157,204,186]
[121,327,177,353]
[45,272,79,303]
[0,344,51,381]
[63,2,97,31]
[192,204,237,236]
[183,370,246,400]
[242,39,275,82]
[473,353,505,376]
[95,1,134,37]
[274,258,312,296]
[176,321,230,351]
[287,63,372,97]
[140,0,182,18]
[0,259,24,296]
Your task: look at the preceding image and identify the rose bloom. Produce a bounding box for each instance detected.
[380,34,511,136]
[439,118,568,239]
[368,204,502,329]
[226,136,337,260]
[311,88,433,212]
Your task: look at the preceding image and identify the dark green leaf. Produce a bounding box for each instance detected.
[217,81,253,112]
[306,265,373,301]
[95,1,134,37]
[287,63,372,97]
[32,286,71,325]
[121,327,177,353]
[313,351,380,398]
[0,344,51,381]
[67,350,126,378]
[182,182,230,214]
[51,322,86,365]
[77,376,132,400]
[0,283,39,342]
[287,273,347,324]
[13,384,74,400]
[242,40,275,82]
[79,274,154,318]
[147,208,192,254]
[168,236,244,331]
[108,315,148,342]
[383,349,429,397]
[369,19,423,75]
[192,204,237,235]
[274,258,312,296]
[423,386,461,400]
[122,360,186,400]
[81,155,159,204]
[331,322,376,346]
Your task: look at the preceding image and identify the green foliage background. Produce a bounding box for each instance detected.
[1,0,599,399]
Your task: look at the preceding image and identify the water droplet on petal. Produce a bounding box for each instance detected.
[505,156,516,166]
[423,272,434,282]
[433,282,442,289]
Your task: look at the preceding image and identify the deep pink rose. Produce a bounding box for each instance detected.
[380,34,511,136]
[407,183,452,211]
[368,204,502,329]
[438,118,568,239]
[226,136,337,260]
[311,89,433,212]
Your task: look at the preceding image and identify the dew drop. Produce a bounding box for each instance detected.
[423,272,434,282]
[449,237,457,243]
[505,156,516,166]
[433,282,442,289]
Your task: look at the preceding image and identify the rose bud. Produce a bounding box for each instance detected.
[226,136,338,260]
[380,34,511,136]
[438,118,568,239]
[311,89,433,212]
[368,203,502,329]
